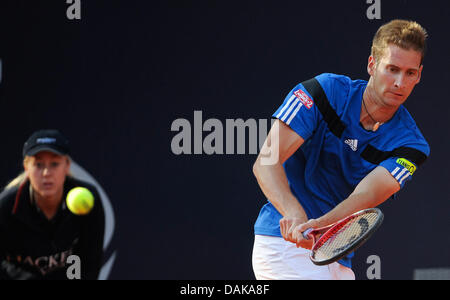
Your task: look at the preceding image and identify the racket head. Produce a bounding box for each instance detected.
[309,208,384,266]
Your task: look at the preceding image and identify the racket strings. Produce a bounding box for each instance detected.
[312,212,380,262]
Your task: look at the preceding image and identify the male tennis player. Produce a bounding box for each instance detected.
[252,20,430,280]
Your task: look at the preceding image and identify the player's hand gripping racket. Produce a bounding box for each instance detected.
[302,208,384,266]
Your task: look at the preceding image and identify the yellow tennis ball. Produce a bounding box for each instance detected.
[66,187,95,215]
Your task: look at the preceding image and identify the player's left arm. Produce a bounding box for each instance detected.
[77,187,105,280]
[295,166,400,237]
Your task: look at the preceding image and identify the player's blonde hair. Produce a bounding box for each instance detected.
[4,155,72,190]
[371,19,428,65]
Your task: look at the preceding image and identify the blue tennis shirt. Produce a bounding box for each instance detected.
[254,73,430,268]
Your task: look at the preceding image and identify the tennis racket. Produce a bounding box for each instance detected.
[302,208,384,266]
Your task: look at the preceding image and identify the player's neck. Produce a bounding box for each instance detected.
[361,81,397,130]
[33,190,63,220]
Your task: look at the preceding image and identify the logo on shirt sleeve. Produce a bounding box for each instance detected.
[396,158,417,175]
[293,89,314,109]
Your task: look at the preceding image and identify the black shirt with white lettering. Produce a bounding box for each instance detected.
[0,176,105,280]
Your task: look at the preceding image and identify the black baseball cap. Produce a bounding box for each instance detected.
[23,129,70,157]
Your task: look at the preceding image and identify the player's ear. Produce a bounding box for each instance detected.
[64,156,71,174]
[367,55,376,76]
[416,65,423,84]
[23,156,31,173]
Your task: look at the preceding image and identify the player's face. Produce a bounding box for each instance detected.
[368,44,423,107]
[24,152,70,200]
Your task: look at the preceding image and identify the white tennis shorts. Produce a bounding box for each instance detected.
[252,235,355,280]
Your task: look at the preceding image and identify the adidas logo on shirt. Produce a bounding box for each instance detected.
[345,139,358,151]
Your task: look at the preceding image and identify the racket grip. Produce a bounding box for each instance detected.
[302,228,314,240]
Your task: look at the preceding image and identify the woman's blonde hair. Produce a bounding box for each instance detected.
[371,19,428,65]
[4,155,72,191]
[5,172,28,190]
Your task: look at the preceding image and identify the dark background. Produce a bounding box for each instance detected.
[0,0,448,280]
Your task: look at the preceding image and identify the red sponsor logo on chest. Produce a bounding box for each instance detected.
[294,90,314,109]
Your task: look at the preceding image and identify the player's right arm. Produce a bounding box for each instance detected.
[253,120,309,245]
[254,74,332,246]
